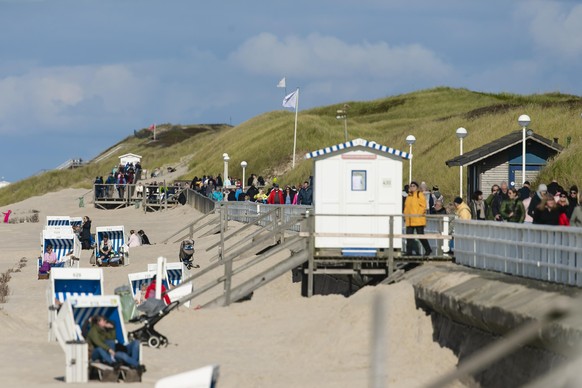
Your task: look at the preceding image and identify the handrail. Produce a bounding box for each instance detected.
[454,220,582,286]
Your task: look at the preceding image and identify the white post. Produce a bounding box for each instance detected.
[155,256,165,300]
[223,153,230,187]
[405,135,416,185]
[241,161,247,191]
[456,128,468,199]
[518,115,531,185]
[460,137,463,199]
[409,144,413,185]
[292,89,300,169]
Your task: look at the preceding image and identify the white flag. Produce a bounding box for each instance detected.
[282,89,298,108]
[277,77,286,88]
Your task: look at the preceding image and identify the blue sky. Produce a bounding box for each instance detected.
[1,0,581,182]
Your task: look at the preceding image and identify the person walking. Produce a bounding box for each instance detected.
[403,181,432,256]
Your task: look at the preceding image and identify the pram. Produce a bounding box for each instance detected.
[129,298,181,348]
[179,239,197,270]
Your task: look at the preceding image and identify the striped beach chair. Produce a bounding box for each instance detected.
[54,295,142,383]
[70,217,83,228]
[147,262,192,307]
[127,271,158,304]
[95,226,129,266]
[38,228,82,274]
[48,267,104,341]
[46,215,72,227]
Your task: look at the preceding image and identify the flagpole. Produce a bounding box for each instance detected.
[292,88,299,169]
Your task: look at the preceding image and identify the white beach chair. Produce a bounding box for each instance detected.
[47,267,103,341]
[54,294,142,383]
[155,365,220,388]
[147,262,192,307]
[38,228,82,274]
[95,226,129,266]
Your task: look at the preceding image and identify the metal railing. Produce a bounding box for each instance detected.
[454,220,582,287]
[222,202,311,232]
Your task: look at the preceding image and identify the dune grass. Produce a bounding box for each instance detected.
[1,87,581,206]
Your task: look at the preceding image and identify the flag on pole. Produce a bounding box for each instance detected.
[282,89,298,108]
[277,77,286,88]
[148,124,156,131]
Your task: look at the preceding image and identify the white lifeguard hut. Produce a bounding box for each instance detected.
[305,138,409,255]
[119,153,142,166]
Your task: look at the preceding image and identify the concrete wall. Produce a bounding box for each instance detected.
[403,263,582,386]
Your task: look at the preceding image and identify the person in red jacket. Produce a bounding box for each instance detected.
[267,184,284,204]
[144,276,171,305]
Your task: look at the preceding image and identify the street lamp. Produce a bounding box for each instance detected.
[336,105,348,142]
[518,114,531,185]
[405,135,416,184]
[240,161,247,190]
[456,127,468,199]
[222,153,230,187]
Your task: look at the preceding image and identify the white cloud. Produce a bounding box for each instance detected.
[229,32,452,80]
[0,64,156,133]
[525,1,582,59]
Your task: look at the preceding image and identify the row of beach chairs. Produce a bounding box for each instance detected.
[42,216,216,385]
[39,216,129,277]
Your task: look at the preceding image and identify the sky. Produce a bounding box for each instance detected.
[1,0,581,182]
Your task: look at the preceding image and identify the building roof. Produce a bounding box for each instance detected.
[445,130,563,167]
[305,138,410,160]
[118,153,142,159]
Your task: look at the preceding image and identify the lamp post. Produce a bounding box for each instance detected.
[336,105,348,142]
[518,114,531,185]
[405,135,416,184]
[240,161,247,190]
[456,127,468,199]
[222,153,230,187]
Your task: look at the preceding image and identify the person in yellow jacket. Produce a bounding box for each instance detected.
[403,181,432,256]
[453,197,472,220]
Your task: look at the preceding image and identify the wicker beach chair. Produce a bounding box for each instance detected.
[54,294,143,383]
[95,226,129,266]
[48,267,103,342]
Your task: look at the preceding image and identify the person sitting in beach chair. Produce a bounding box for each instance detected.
[144,275,171,305]
[98,235,113,266]
[86,315,144,373]
[39,244,65,274]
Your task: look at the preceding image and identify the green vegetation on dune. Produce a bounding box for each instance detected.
[1,87,581,207]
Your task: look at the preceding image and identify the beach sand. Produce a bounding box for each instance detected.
[0,188,462,387]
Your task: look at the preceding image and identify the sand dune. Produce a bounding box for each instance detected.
[0,189,462,387]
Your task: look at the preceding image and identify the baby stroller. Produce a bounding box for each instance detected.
[180,239,197,270]
[129,298,180,348]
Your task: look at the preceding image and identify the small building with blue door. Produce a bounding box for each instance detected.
[446,130,563,196]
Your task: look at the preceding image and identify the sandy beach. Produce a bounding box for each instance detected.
[0,188,462,387]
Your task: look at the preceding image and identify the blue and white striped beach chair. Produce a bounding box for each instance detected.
[48,267,103,341]
[127,271,157,304]
[147,262,192,307]
[38,228,82,273]
[70,216,83,228]
[95,226,129,266]
[46,215,72,227]
[54,295,142,383]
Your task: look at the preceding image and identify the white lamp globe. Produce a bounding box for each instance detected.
[518,114,531,128]
[456,127,468,139]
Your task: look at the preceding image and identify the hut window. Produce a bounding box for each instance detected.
[351,170,367,191]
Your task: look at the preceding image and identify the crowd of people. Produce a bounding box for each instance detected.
[402,179,581,226]
[402,179,581,256]
[189,173,313,205]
